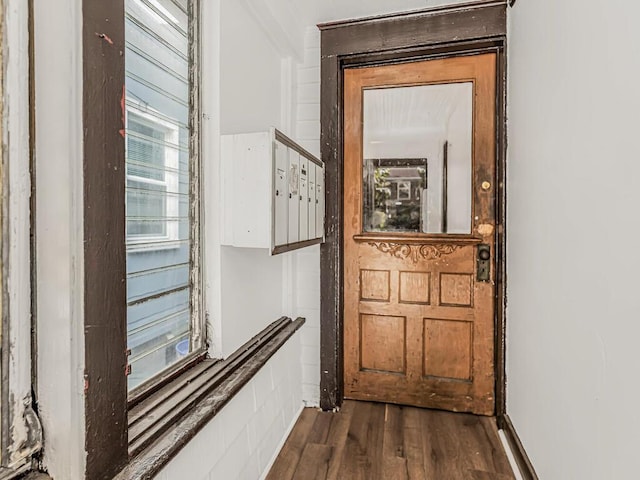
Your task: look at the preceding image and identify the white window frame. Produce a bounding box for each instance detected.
[125,103,181,252]
[1,0,43,477]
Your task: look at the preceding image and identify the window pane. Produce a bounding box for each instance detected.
[125,0,193,391]
[363,83,473,234]
[363,159,427,232]
[127,115,168,180]
[126,180,167,237]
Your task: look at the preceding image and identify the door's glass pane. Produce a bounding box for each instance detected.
[125,0,192,391]
[363,82,473,234]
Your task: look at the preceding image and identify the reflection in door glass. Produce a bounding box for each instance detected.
[363,82,473,234]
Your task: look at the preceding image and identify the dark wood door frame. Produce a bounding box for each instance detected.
[318,0,509,418]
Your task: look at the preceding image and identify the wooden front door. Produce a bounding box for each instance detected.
[343,54,497,415]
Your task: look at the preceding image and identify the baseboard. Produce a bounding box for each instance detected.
[499,414,539,480]
[259,403,306,480]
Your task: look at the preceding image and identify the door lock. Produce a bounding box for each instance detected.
[477,244,491,282]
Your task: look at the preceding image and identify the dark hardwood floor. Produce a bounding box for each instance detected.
[266,401,515,480]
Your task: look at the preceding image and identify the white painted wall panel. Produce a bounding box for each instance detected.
[293,27,322,406]
[220,246,285,357]
[507,2,640,479]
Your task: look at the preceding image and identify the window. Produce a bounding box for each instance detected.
[126,107,180,245]
[125,0,202,392]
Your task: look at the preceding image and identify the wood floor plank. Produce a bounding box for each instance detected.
[267,401,515,480]
[467,470,515,480]
[382,404,408,480]
[337,401,373,480]
[292,443,333,480]
[325,401,355,480]
[475,416,516,476]
[337,401,385,480]
[265,408,318,480]
[383,404,405,458]
[307,410,335,445]
[450,413,491,473]
[402,407,428,480]
[421,409,479,480]
[365,402,386,479]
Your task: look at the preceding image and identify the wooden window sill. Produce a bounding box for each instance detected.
[115,316,305,480]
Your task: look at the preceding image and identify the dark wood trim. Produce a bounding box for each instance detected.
[341,39,505,70]
[272,238,323,256]
[22,473,53,480]
[127,352,208,409]
[499,414,539,480]
[367,158,427,168]
[495,45,508,419]
[442,141,449,233]
[319,50,342,411]
[275,129,323,168]
[115,317,305,480]
[318,1,508,31]
[352,234,482,246]
[319,3,507,411]
[319,4,506,56]
[82,0,128,478]
[128,317,289,455]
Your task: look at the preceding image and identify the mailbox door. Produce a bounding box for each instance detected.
[273,140,288,247]
[308,163,316,240]
[298,156,309,242]
[288,151,300,244]
[315,164,324,240]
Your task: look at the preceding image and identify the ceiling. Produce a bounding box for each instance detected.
[287,0,474,25]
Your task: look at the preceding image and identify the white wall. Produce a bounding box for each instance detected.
[507,2,640,479]
[220,247,285,356]
[220,0,283,135]
[215,0,292,358]
[158,1,309,478]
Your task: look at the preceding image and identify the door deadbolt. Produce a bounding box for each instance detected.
[477,244,491,282]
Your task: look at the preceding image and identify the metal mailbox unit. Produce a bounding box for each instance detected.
[221,127,325,255]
